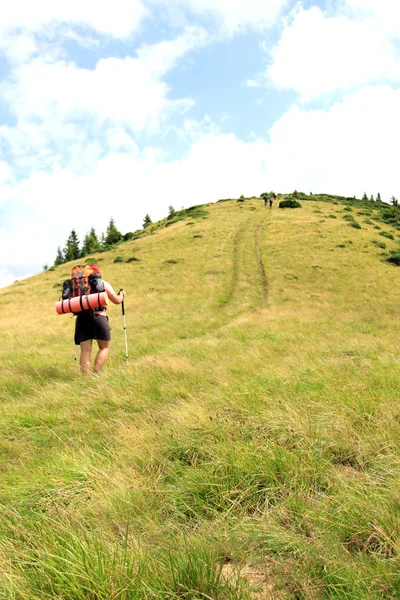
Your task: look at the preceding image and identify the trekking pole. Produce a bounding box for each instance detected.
[73,345,79,372]
[120,289,129,367]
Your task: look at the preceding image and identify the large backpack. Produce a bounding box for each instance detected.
[62,265,105,311]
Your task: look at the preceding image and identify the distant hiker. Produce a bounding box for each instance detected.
[60,264,125,375]
[264,195,269,208]
[269,197,273,209]
[269,193,277,209]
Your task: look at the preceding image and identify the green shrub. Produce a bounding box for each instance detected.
[48,266,56,271]
[344,207,353,212]
[363,219,373,225]
[164,259,184,264]
[237,198,245,203]
[386,249,400,265]
[123,231,144,241]
[381,207,400,228]
[349,221,361,229]
[279,199,302,209]
[374,225,381,230]
[113,256,125,263]
[186,206,209,218]
[372,240,386,249]
[328,215,337,219]
[336,244,346,248]
[379,231,395,240]
[165,218,182,228]
[343,215,355,222]
[126,257,141,263]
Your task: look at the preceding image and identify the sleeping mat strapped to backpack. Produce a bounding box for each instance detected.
[57,265,107,315]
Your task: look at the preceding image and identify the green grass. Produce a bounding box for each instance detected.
[1,197,400,598]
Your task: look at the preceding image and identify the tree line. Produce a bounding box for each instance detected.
[361,192,398,204]
[53,215,153,266]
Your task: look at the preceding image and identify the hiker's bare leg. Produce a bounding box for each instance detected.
[94,339,111,373]
[80,340,92,375]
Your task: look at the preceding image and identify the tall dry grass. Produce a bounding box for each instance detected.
[1,197,400,598]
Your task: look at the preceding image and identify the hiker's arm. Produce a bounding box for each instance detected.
[104,282,125,305]
[108,289,125,305]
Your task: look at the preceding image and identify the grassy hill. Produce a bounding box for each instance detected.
[1,195,400,599]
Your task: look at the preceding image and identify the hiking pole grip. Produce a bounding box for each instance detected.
[120,289,125,315]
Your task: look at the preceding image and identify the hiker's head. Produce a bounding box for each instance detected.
[90,264,101,275]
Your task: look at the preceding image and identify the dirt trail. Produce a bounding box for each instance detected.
[254,222,268,304]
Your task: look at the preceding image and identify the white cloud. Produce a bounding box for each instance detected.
[136,26,209,75]
[1,1,399,291]
[3,83,399,288]
[167,114,220,141]
[0,129,270,288]
[4,57,170,131]
[0,0,149,65]
[0,162,13,185]
[343,0,400,35]
[0,0,148,39]
[0,267,34,288]
[62,30,101,49]
[2,27,207,143]
[267,6,400,98]
[265,85,400,198]
[151,0,290,34]
[0,33,38,63]
[243,79,260,88]
[185,0,290,32]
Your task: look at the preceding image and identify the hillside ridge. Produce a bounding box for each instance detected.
[1,194,400,599]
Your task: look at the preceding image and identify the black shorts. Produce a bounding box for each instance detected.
[74,312,111,344]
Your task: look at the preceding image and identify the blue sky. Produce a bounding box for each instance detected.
[0,0,399,287]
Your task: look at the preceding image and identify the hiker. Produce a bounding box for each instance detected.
[269,193,277,209]
[264,195,269,208]
[74,265,125,375]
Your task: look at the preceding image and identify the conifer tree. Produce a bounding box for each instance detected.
[105,218,122,246]
[64,230,80,263]
[143,214,152,228]
[54,246,64,266]
[376,193,382,202]
[362,192,368,201]
[168,205,176,218]
[81,227,101,256]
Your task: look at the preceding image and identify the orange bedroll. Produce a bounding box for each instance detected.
[56,292,108,315]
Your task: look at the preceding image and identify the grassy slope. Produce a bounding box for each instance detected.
[1,198,400,598]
